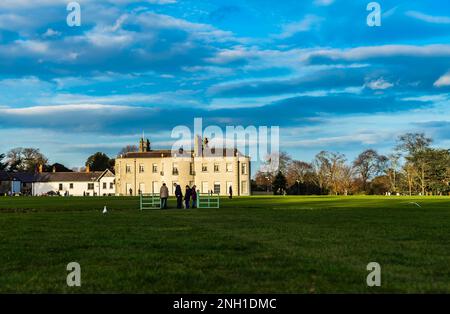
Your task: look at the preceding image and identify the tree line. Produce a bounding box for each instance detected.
[253,133,450,196]
[0,148,116,173]
[1,134,448,196]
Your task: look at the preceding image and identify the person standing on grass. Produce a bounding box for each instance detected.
[191,185,197,208]
[229,186,233,199]
[175,184,183,209]
[160,183,169,209]
[184,185,192,209]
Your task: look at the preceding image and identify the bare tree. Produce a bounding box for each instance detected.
[387,153,401,193]
[353,149,387,192]
[313,151,347,195]
[118,145,138,156]
[337,164,355,196]
[396,133,432,195]
[286,161,313,186]
[313,151,329,193]
[403,162,416,196]
[6,147,48,172]
[261,151,292,176]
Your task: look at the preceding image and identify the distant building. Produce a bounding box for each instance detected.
[9,172,35,195]
[3,168,115,196]
[115,136,251,196]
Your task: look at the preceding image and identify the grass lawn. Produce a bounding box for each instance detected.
[0,195,449,293]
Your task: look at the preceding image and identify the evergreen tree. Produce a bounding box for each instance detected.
[272,171,287,195]
[85,152,112,171]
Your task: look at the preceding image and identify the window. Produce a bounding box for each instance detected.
[226,163,233,172]
[242,163,248,175]
[214,182,221,194]
[88,183,94,190]
[241,181,248,194]
[202,182,209,193]
[59,184,63,191]
[110,182,114,189]
[152,181,159,194]
[103,182,107,189]
[139,164,145,173]
[69,183,74,189]
[126,164,131,173]
[202,163,208,172]
[152,164,158,173]
[214,163,220,173]
[172,163,179,175]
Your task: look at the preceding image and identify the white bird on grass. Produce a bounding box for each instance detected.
[102,206,108,214]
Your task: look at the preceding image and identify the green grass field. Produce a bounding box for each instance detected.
[0,196,449,293]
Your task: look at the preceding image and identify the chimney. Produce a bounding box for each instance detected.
[38,164,43,173]
[86,165,90,173]
[52,166,56,173]
[139,138,145,153]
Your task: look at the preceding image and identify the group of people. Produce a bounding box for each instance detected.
[159,183,197,209]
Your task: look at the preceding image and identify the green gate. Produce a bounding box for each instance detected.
[140,193,161,210]
[197,192,220,209]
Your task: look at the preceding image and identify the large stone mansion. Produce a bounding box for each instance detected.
[115,136,251,196]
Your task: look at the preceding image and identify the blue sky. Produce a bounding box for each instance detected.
[0,0,449,171]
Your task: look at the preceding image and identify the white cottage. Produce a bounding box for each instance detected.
[31,169,115,196]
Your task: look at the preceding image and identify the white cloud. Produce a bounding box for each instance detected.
[0,13,36,32]
[434,71,450,87]
[14,39,49,53]
[39,90,203,107]
[0,0,175,9]
[0,104,133,115]
[406,11,450,24]
[43,28,61,38]
[401,94,449,102]
[136,11,239,43]
[109,0,176,4]
[0,0,65,9]
[306,44,450,61]
[276,15,323,39]
[209,87,364,110]
[146,0,176,3]
[314,0,334,6]
[365,78,394,90]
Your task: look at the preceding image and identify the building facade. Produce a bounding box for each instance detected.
[2,169,115,196]
[115,136,251,196]
[30,169,115,196]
